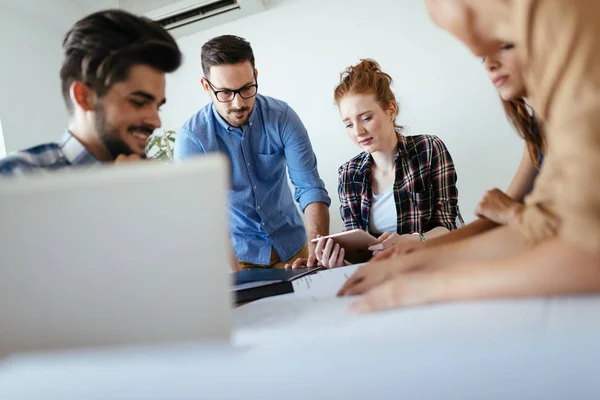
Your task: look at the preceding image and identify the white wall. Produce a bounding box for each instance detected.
[0,117,6,158]
[162,0,524,233]
[0,3,71,152]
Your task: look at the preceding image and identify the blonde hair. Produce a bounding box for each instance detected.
[502,98,545,169]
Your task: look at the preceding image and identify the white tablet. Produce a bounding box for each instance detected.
[311,229,379,252]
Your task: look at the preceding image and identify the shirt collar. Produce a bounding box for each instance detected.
[395,132,408,157]
[358,153,373,175]
[58,131,99,166]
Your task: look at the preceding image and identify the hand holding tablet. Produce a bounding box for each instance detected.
[311,229,379,252]
[312,229,379,268]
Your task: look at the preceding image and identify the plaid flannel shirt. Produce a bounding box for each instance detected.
[338,134,463,235]
[0,131,98,176]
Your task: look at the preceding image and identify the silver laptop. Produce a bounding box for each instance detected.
[0,155,232,354]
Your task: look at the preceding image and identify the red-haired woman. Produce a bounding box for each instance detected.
[315,59,464,268]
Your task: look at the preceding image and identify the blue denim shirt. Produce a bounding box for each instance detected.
[174,94,330,264]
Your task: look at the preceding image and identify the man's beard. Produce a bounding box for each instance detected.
[224,106,251,127]
[94,101,151,159]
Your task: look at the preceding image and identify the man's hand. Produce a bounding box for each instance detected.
[285,241,319,269]
[294,202,329,269]
[475,188,524,225]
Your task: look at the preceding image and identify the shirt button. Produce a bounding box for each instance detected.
[257,206,261,210]
[253,186,257,190]
[250,122,253,126]
[262,222,265,226]
[247,162,250,166]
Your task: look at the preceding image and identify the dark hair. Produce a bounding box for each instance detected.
[201,35,255,77]
[60,9,182,114]
[502,98,545,169]
[334,59,402,128]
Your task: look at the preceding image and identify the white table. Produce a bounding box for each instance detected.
[1,266,600,399]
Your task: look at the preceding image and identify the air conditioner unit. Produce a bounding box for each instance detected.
[137,0,266,38]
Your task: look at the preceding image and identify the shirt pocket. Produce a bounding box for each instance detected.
[409,184,434,222]
[254,150,285,181]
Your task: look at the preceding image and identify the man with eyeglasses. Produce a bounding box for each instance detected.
[174,35,331,270]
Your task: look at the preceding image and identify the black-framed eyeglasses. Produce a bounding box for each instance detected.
[205,75,258,103]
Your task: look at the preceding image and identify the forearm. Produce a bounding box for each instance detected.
[423,218,499,249]
[423,224,528,269]
[423,226,450,240]
[304,202,330,240]
[435,239,600,302]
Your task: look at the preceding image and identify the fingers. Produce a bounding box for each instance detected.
[369,232,391,251]
[328,243,340,267]
[327,243,345,269]
[369,232,399,251]
[320,238,336,268]
[337,263,387,297]
[368,243,384,251]
[474,203,485,219]
[341,273,382,296]
[292,257,307,269]
[306,253,317,268]
[379,233,399,248]
[314,236,326,263]
[336,247,346,268]
[378,231,392,241]
[350,268,441,313]
[285,257,308,270]
[349,281,398,314]
[371,246,397,261]
[337,267,366,296]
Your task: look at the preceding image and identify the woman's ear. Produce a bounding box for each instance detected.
[387,101,398,121]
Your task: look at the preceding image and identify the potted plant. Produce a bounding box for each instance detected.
[145,129,177,162]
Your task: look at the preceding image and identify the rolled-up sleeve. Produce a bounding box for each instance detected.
[427,136,464,231]
[337,164,362,231]
[173,128,206,164]
[281,106,331,212]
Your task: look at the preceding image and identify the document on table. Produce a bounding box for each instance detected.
[291,264,363,298]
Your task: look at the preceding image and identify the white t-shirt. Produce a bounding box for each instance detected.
[369,189,397,234]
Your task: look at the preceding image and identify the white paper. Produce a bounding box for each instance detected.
[292,264,362,298]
